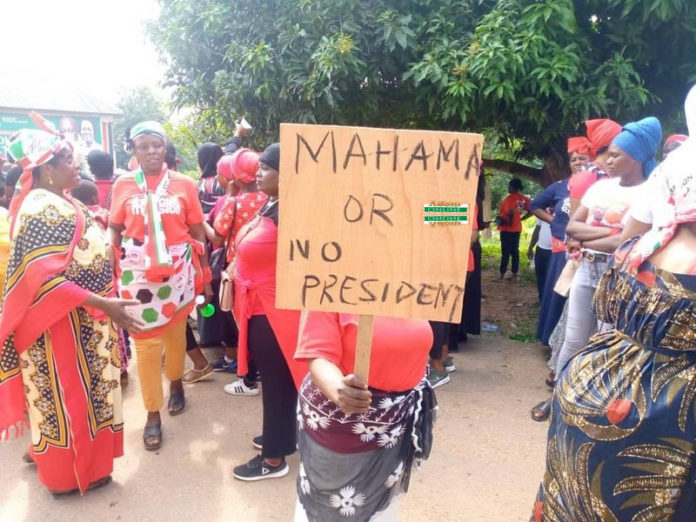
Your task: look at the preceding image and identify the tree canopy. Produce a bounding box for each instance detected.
[150,0,696,185]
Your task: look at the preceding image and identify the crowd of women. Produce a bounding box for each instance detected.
[0,116,446,521]
[526,86,696,520]
[1,82,695,519]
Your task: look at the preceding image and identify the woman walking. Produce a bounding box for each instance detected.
[109,121,212,451]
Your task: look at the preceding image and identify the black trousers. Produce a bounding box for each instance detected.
[248,315,297,459]
[463,241,482,335]
[185,321,197,351]
[429,321,448,360]
[500,231,521,275]
[197,278,239,347]
[448,240,483,351]
[534,247,552,301]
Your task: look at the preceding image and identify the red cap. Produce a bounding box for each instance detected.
[567,136,591,156]
[585,118,622,157]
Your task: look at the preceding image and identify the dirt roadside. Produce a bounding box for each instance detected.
[0,330,551,522]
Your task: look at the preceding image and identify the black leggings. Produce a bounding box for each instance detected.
[429,321,448,360]
[248,315,297,459]
[500,231,521,275]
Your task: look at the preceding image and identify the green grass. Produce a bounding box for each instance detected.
[480,217,537,276]
[480,218,540,343]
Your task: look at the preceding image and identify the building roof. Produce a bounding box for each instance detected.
[0,79,121,117]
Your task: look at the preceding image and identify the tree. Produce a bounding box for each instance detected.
[150,0,696,185]
[114,87,167,168]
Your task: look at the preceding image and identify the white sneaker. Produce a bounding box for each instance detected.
[224,379,260,396]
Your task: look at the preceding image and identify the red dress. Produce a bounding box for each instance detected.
[232,205,308,388]
[0,192,123,493]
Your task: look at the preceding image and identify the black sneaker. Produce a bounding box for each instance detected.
[252,436,263,450]
[233,455,288,481]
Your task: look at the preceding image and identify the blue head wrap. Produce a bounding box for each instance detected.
[611,116,662,177]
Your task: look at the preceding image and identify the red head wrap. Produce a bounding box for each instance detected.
[217,148,260,183]
[567,136,591,156]
[585,118,622,157]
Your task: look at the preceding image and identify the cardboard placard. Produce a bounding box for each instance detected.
[277,123,483,322]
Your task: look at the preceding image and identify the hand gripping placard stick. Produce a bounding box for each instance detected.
[353,315,374,382]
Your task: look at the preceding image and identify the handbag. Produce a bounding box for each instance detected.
[553,258,580,297]
[219,262,235,312]
[210,198,237,282]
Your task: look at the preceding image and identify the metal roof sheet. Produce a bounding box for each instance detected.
[0,81,121,117]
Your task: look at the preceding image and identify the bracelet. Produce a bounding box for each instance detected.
[202,266,212,283]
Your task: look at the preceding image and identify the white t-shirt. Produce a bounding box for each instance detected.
[537,220,552,250]
[629,141,696,226]
[581,177,646,230]
[629,164,661,225]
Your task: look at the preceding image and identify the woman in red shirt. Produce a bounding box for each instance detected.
[187,149,269,386]
[231,143,308,481]
[183,149,267,383]
[294,313,436,521]
[496,177,531,279]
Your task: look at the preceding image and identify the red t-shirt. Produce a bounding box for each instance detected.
[214,191,269,262]
[109,171,204,244]
[94,179,114,209]
[295,312,433,392]
[498,193,531,232]
[233,213,277,317]
[568,169,599,200]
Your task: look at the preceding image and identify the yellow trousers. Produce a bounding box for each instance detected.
[132,317,187,412]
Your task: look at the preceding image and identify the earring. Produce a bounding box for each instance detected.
[49,176,54,186]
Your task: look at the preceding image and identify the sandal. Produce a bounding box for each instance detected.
[545,372,555,389]
[182,363,213,384]
[531,399,552,422]
[143,423,162,451]
[167,392,186,416]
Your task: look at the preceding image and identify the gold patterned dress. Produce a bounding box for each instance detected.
[0,189,123,493]
[535,237,696,521]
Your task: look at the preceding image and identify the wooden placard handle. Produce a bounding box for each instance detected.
[353,315,374,383]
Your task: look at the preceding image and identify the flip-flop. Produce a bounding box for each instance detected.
[167,392,186,416]
[531,399,552,422]
[143,424,162,451]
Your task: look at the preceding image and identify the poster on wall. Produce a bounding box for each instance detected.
[0,112,111,159]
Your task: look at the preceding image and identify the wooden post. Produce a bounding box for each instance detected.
[353,315,374,382]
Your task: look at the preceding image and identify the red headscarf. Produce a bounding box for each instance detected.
[567,136,591,157]
[585,118,622,157]
[217,148,260,184]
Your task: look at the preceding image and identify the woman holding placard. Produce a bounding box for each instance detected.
[230,143,307,481]
[294,312,436,521]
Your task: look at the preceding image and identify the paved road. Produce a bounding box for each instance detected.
[0,335,550,521]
